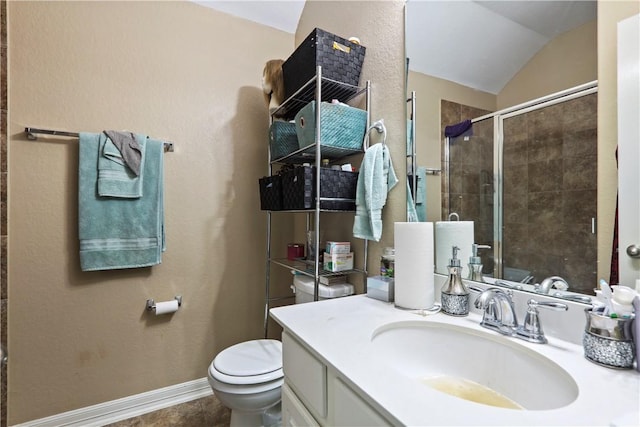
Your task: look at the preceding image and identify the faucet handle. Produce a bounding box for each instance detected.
[516,299,568,344]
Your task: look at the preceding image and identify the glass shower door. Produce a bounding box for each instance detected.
[501,93,598,294]
[445,118,495,274]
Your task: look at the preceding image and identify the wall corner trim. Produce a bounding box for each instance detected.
[11,378,212,427]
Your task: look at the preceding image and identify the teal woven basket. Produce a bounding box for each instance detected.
[269,121,299,159]
[295,101,366,151]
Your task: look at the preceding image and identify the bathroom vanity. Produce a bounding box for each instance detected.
[270,292,639,426]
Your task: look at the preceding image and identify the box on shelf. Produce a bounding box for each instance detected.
[269,121,298,159]
[323,252,354,272]
[295,101,367,152]
[326,241,351,254]
[282,28,366,102]
[292,274,354,304]
[319,275,347,285]
[287,243,305,261]
[366,276,394,302]
[281,166,358,211]
[258,175,283,211]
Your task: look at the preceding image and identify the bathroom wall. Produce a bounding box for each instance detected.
[497,20,597,109]
[7,2,295,424]
[6,0,408,423]
[294,0,407,284]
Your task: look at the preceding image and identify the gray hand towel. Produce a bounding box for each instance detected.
[103,130,143,176]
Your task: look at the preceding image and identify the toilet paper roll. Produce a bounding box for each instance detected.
[435,221,474,278]
[394,222,435,310]
[155,299,180,315]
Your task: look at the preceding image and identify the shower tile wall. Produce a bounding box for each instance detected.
[503,94,597,293]
[441,100,493,267]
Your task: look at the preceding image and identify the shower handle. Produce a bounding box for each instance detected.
[626,244,640,258]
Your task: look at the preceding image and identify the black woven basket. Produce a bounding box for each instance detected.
[281,166,358,211]
[258,175,283,211]
[282,28,366,102]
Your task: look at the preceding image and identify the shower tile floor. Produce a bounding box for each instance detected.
[105,395,230,427]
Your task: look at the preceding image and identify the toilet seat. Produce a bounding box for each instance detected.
[210,339,283,386]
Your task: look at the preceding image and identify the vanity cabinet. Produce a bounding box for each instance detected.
[262,65,371,336]
[282,384,320,427]
[281,331,390,426]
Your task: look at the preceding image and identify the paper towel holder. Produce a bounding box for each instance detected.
[146,295,182,313]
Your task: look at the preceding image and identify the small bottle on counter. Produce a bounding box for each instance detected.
[380,247,395,278]
[441,246,470,316]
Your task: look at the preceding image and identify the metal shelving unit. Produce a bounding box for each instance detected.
[263,66,371,337]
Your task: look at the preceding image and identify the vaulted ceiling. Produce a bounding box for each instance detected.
[195,1,597,94]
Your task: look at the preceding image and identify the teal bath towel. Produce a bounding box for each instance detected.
[79,132,165,271]
[416,166,428,222]
[353,144,398,241]
[98,132,146,198]
[407,180,419,222]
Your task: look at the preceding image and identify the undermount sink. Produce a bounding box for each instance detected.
[371,320,578,411]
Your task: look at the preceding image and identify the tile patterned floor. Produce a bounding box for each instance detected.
[105,395,230,427]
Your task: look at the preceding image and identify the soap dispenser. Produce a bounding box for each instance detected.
[441,246,469,316]
[468,244,491,282]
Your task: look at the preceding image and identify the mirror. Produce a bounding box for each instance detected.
[405,0,600,300]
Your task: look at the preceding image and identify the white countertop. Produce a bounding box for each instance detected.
[270,294,640,426]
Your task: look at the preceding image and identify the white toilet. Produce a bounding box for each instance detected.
[207,339,283,427]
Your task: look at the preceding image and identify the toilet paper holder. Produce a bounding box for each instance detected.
[146,295,182,313]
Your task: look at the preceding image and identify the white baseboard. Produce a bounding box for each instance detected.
[12,377,213,427]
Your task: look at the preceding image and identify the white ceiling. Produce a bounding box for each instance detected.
[195,0,597,94]
[407,0,597,93]
[193,1,305,33]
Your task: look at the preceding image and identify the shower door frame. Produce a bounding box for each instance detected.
[444,80,598,281]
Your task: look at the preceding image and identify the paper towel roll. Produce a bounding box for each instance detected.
[435,221,474,278]
[394,222,435,310]
[155,299,179,315]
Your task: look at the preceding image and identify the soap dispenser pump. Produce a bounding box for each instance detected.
[468,243,491,282]
[441,246,470,316]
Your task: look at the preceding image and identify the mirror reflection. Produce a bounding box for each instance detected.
[406,0,598,299]
[441,84,597,296]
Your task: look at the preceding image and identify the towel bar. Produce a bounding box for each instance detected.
[363,120,387,150]
[25,127,175,152]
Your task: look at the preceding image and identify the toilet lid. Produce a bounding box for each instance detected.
[214,339,282,377]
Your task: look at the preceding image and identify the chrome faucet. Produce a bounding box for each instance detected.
[472,287,518,336]
[535,276,569,294]
[470,287,568,343]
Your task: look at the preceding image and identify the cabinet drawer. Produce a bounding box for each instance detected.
[333,378,390,426]
[283,332,327,418]
[282,382,320,427]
